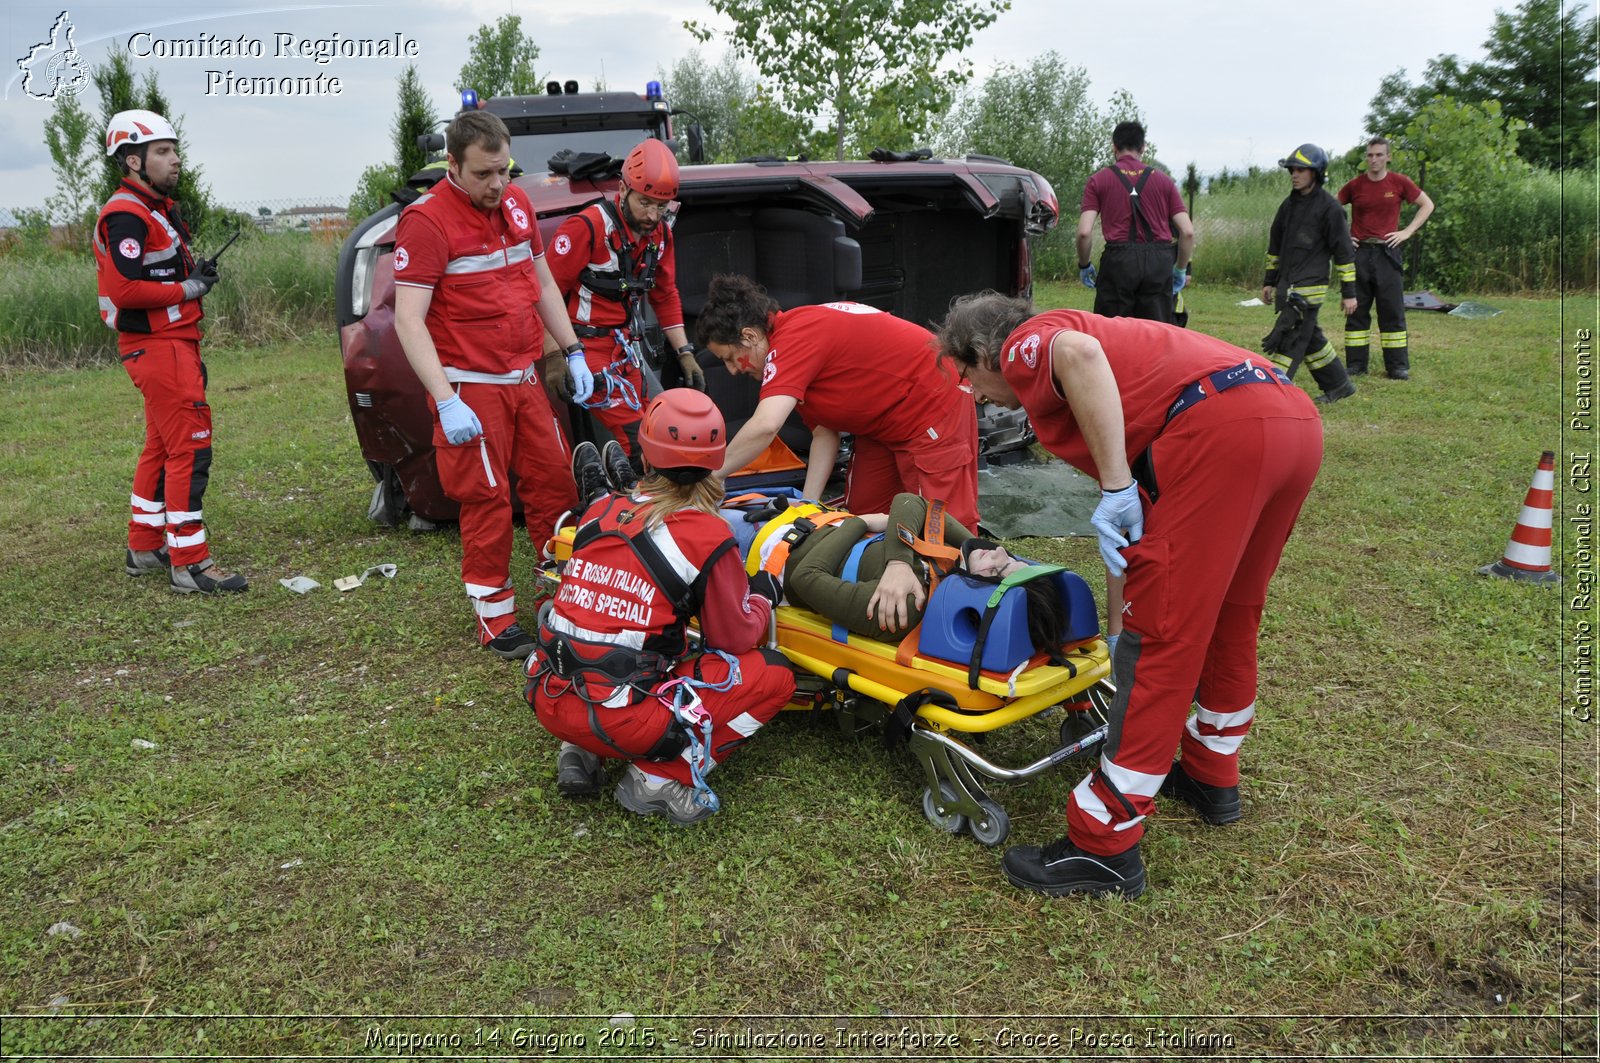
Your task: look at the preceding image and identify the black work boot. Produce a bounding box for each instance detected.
[1345,347,1369,376]
[169,559,248,594]
[556,742,604,797]
[1001,836,1146,899]
[1310,358,1356,405]
[601,439,639,495]
[1385,354,1410,380]
[125,546,171,576]
[484,623,535,660]
[570,441,609,507]
[1159,760,1242,825]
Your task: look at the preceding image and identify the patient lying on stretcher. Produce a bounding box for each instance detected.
[725,492,1070,657]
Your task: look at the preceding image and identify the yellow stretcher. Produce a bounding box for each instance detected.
[540,523,1114,846]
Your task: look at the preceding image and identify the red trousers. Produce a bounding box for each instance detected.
[434,379,577,643]
[1066,381,1323,855]
[122,337,213,567]
[579,335,646,457]
[533,649,794,787]
[844,396,981,529]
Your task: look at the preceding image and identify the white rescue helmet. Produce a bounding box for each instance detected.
[105,109,178,157]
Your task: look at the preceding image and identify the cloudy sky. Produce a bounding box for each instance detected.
[0,0,1548,211]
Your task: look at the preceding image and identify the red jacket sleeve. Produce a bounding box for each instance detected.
[97,212,186,311]
[546,208,599,299]
[697,545,771,652]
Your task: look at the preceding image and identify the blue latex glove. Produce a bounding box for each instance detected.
[567,351,595,404]
[1172,266,1189,295]
[1090,482,1143,577]
[435,393,482,445]
[1079,264,1098,289]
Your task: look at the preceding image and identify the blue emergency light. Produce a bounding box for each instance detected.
[460,88,478,110]
[646,80,663,101]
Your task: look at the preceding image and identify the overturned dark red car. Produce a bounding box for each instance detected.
[336,84,1058,526]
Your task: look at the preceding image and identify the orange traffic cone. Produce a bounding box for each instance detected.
[1478,450,1559,584]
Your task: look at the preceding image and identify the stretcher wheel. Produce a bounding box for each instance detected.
[1060,712,1099,747]
[968,800,1010,847]
[921,782,967,834]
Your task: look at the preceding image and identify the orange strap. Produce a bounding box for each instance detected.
[761,510,854,576]
[893,499,956,667]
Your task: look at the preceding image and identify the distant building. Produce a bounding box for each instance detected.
[275,204,350,236]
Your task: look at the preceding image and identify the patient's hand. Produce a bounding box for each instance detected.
[866,560,926,633]
[858,512,889,533]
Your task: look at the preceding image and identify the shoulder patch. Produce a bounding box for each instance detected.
[393,246,409,271]
[553,233,572,256]
[118,237,141,260]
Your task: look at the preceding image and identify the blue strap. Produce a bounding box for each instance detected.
[832,534,883,643]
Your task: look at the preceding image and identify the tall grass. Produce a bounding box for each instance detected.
[0,232,338,370]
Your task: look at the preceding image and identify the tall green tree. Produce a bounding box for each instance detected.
[662,49,827,161]
[457,15,542,99]
[1365,0,1597,168]
[1390,97,1533,288]
[686,0,1011,161]
[393,63,437,178]
[936,52,1119,277]
[42,90,97,241]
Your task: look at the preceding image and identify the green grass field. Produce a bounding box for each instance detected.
[0,283,1591,1057]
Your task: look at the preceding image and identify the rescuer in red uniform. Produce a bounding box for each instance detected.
[528,390,795,824]
[544,139,705,463]
[95,109,246,594]
[393,110,589,659]
[697,274,981,528]
[939,297,1323,899]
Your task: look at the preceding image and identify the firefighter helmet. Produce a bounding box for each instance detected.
[106,110,177,156]
[1278,143,1328,180]
[621,139,680,201]
[639,388,724,481]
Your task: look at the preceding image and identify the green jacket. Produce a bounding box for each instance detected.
[783,494,974,643]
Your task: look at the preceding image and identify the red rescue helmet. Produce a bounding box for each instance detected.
[621,139,680,201]
[640,388,724,482]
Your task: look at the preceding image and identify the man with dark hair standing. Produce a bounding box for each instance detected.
[393,109,586,659]
[1337,137,1434,380]
[1076,122,1194,324]
[96,109,246,595]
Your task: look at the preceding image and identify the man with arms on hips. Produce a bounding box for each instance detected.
[1337,136,1434,380]
[544,139,705,466]
[96,109,245,595]
[1076,122,1195,324]
[393,110,588,660]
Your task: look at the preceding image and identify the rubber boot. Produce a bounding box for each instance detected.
[1345,346,1370,376]
[1310,358,1356,405]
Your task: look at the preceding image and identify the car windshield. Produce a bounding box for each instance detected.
[512,129,651,172]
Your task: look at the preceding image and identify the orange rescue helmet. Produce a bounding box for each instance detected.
[640,388,724,482]
[621,138,680,201]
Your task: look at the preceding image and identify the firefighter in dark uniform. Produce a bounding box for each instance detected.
[1260,143,1359,405]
